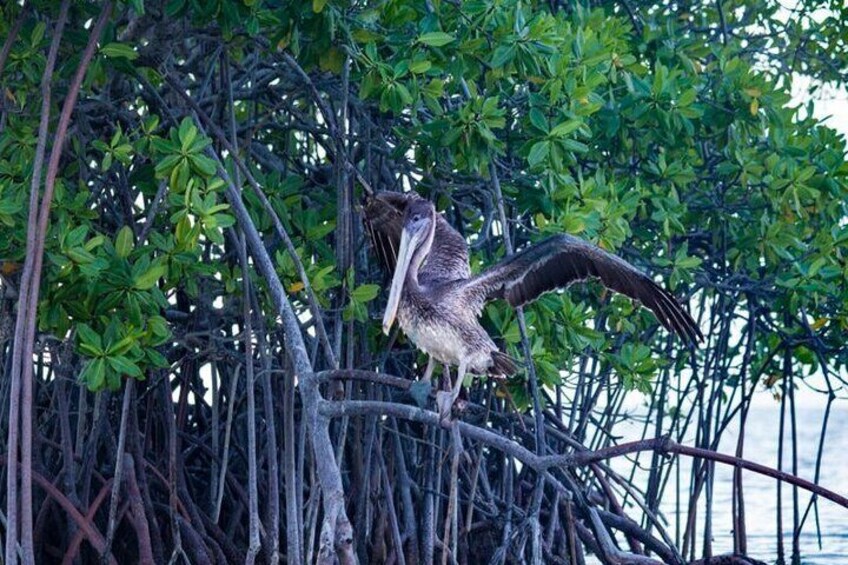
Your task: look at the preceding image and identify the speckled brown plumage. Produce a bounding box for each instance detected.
[364,192,702,417]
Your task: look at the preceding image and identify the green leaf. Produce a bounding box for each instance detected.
[550,119,582,137]
[678,88,697,107]
[677,256,702,269]
[490,45,515,68]
[178,118,197,151]
[146,348,169,368]
[313,0,328,12]
[115,226,134,258]
[206,203,229,215]
[81,358,106,391]
[418,32,455,47]
[529,108,548,133]
[65,225,89,248]
[171,161,189,191]
[395,83,413,105]
[503,321,521,344]
[134,264,166,290]
[190,154,217,176]
[165,0,185,17]
[66,247,96,264]
[107,355,143,378]
[127,293,143,326]
[101,43,139,60]
[107,335,136,356]
[561,139,589,153]
[351,284,380,302]
[154,154,182,178]
[88,234,108,250]
[213,213,235,229]
[528,140,550,167]
[76,336,100,354]
[0,199,21,215]
[31,22,46,45]
[77,323,103,353]
[409,60,432,74]
[147,316,170,340]
[188,136,211,154]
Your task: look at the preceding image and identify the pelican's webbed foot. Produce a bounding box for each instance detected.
[409,380,432,408]
[410,357,437,408]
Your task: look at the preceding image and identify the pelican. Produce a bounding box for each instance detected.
[364,192,702,420]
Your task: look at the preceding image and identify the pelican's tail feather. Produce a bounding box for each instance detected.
[490,351,519,377]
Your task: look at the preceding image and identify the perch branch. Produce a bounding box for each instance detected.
[311,370,848,511]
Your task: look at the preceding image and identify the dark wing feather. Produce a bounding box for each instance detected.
[362,192,471,281]
[363,192,406,274]
[464,234,702,343]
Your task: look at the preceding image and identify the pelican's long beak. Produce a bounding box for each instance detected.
[382,228,418,335]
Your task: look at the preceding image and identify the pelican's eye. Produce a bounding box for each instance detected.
[412,214,421,222]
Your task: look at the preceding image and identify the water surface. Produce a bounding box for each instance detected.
[606,401,848,564]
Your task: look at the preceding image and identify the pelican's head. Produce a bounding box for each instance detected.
[382,199,437,334]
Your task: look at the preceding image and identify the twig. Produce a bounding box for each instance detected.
[213,364,241,523]
[60,479,114,565]
[283,358,303,564]
[716,0,729,45]
[487,118,545,563]
[314,391,848,510]
[378,443,407,565]
[0,3,26,82]
[123,454,155,564]
[200,136,354,562]
[161,377,187,565]
[20,8,113,559]
[258,339,281,564]
[137,181,168,243]
[239,230,262,564]
[5,3,71,563]
[28,468,119,565]
[228,50,263,565]
[102,379,135,562]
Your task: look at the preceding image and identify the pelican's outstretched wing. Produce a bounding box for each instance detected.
[463,234,702,342]
[362,192,470,282]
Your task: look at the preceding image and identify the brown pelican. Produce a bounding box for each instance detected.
[364,192,702,420]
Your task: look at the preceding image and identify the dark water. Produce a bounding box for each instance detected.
[607,400,848,564]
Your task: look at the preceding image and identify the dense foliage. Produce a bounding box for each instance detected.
[0,0,845,563]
